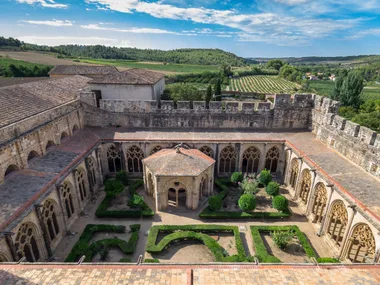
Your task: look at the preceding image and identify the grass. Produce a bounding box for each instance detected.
[0,57,49,69]
[230,75,300,94]
[77,58,219,74]
[166,82,228,91]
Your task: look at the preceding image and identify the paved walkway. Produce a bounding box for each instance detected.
[0,264,379,285]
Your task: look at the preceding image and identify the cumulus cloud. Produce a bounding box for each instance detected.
[346,28,380,40]
[20,19,73,26]
[81,24,177,34]
[16,0,68,8]
[18,36,121,46]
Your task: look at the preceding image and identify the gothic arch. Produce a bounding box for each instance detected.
[14,222,42,262]
[311,183,328,223]
[199,174,209,198]
[242,146,261,173]
[27,150,39,162]
[4,164,19,179]
[41,199,60,242]
[265,146,280,173]
[126,145,144,173]
[345,223,376,263]
[326,200,348,248]
[72,125,79,133]
[289,158,299,189]
[62,182,76,219]
[107,145,122,173]
[299,169,312,203]
[150,145,163,155]
[45,140,55,151]
[219,146,237,174]
[199,146,214,158]
[77,168,88,201]
[60,132,68,141]
[87,157,97,189]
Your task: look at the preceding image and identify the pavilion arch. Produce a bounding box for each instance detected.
[163,179,191,209]
[27,150,40,162]
[311,182,328,224]
[345,223,376,263]
[242,146,261,174]
[199,174,209,198]
[199,146,214,158]
[106,144,123,173]
[41,199,61,242]
[150,145,163,155]
[298,168,312,203]
[60,132,69,141]
[265,146,280,173]
[126,145,144,173]
[45,140,55,151]
[76,167,88,201]
[72,125,79,133]
[14,222,42,262]
[61,182,76,219]
[289,158,299,189]
[219,145,237,174]
[0,253,11,262]
[326,200,348,249]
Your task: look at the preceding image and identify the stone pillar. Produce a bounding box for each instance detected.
[318,184,334,236]
[339,205,357,259]
[235,143,241,172]
[36,130,45,157]
[55,184,69,234]
[284,148,293,185]
[66,116,72,136]
[292,157,304,199]
[214,143,219,178]
[306,169,318,215]
[3,232,18,261]
[72,170,84,213]
[84,158,94,199]
[155,176,160,212]
[95,147,104,180]
[34,205,53,258]
[259,143,267,172]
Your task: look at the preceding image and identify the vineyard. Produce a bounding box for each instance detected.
[230,76,301,94]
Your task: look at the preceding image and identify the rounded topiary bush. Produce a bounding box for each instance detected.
[272,195,288,212]
[258,169,272,187]
[230,172,243,184]
[238,194,256,212]
[104,179,124,198]
[266,181,280,196]
[208,196,222,211]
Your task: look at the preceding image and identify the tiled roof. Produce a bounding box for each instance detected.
[89,68,165,85]
[0,75,91,128]
[0,77,49,88]
[48,65,118,76]
[143,147,215,176]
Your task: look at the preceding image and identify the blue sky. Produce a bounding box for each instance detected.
[1,0,380,57]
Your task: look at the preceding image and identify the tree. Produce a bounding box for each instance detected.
[230,172,243,184]
[330,75,344,100]
[166,84,203,102]
[238,194,256,212]
[104,180,124,198]
[129,194,144,208]
[116,170,128,186]
[258,169,272,186]
[214,78,222,96]
[208,196,222,211]
[240,174,259,195]
[205,85,212,106]
[340,71,364,110]
[272,195,288,212]
[266,182,280,196]
[266,59,284,71]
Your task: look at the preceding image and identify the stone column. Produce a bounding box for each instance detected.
[3,232,18,261]
[235,143,241,172]
[72,170,84,213]
[55,184,69,234]
[34,205,53,258]
[306,169,318,215]
[84,158,94,200]
[259,143,267,172]
[339,205,357,259]
[318,184,334,236]
[292,157,304,199]
[214,143,219,178]
[95,147,104,180]
[284,148,293,185]
[155,176,160,212]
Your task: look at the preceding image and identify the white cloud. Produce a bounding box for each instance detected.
[20,19,73,27]
[274,0,315,5]
[16,0,68,8]
[81,23,177,34]
[18,36,122,46]
[346,28,380,40]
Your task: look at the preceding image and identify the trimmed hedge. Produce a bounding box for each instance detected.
[144,258,160,263]
[65,224,140,262]
[317,257,340,263]
[119,258,132,263]
[250,225,317,263]
[146,225,248,262]
[96,180,154,218]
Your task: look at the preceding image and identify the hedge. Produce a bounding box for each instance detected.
[96,180,154,218]
[65,224,140,262]
[250,225,317,263]
[144,258,160,263]
[146,225,248,262]
[317,257,340,263]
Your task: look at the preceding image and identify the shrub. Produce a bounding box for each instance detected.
[129,194,144,208]
[271,230,293,249]
[240,175,259,195]
[116,170,128,185]
[317,257,340,263]
[238,194,256,212]
[272,195,288,212]
[104,179,124,198]
[144,258,160,263]
[266,182,280,196]
[119,258,132,263]
[208,196,222,211]
[258,169,272,186]
[230,172,243,184]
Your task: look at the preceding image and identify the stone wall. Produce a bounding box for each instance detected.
[81,94,314,130]
[311,95,380,179]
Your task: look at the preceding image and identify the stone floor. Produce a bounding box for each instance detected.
[0,264,379,285]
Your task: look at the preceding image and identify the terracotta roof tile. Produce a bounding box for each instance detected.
[89,68,165,85]
[48,65,118,76]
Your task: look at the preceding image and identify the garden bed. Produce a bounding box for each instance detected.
[146,225,250,262]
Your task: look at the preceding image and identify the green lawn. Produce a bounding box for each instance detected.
[77,58,219,74]
[0,57,49,69]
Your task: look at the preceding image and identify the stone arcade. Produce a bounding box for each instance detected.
[0,70,379,269]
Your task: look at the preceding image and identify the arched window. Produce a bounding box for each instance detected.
[4,164,18,178]
[219,146,236,174]
[77,169,87,201]
[27,151,39,162]
[327,200,348,248]
[150,146,162,155]
[199,146,214,158]
[46,140,55,151]
[60,132,68,141]
[62,183,75,219]
[242,147,260,173]
[107,145,122,173]
[265,147,280,173]
[126,145,144,173]
[289,158,299,188]
[87,158,96,188]
[15,223,40,262]
[299,169,312,203]
[346,224,375,263]
[311,183,327,223]
[72,125,79,133]
[42,200,60,241]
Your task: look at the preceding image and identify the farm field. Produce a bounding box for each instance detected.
[0,51,86,66]
[230,76,300,94]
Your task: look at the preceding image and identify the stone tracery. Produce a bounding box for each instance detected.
[107,145,122,173]
[41,200,60,242]
[199,146,214,158]
[289,158,299,188]
[219,146,236,174]
[346,224,375,263]
[265,146,279,173]
[15,223,41,262]
[299,169,312,203]
[311,183,327,223]
[242,146,260,173]
[327,200,348,248]
[126,145,144,173]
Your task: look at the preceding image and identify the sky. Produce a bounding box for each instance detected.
[1,0,380,57]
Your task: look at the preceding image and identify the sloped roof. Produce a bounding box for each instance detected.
[89,68,165,85]
[143,147,215,176]
[0,77,49,88]
[48,65,118,76]
[0,75,91,128]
